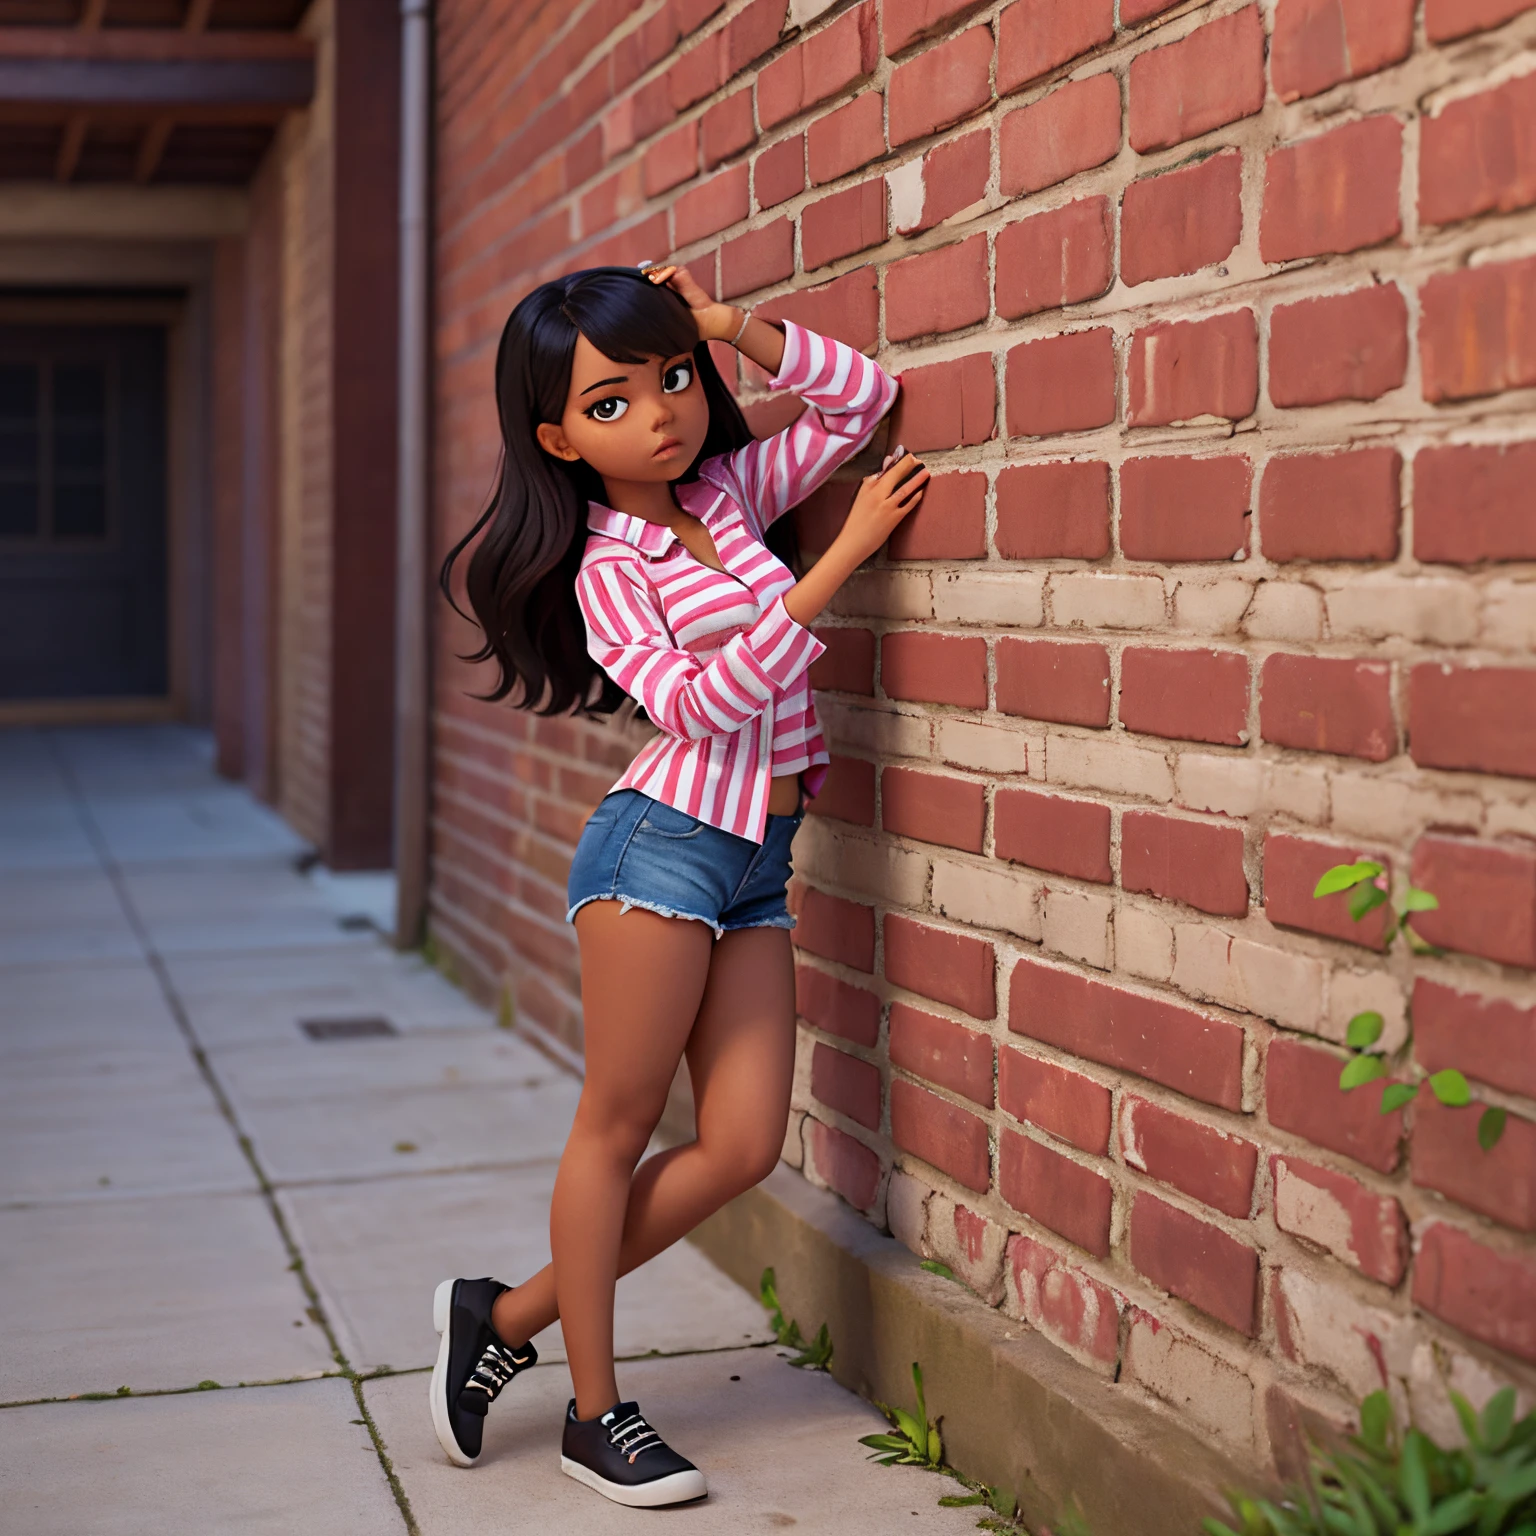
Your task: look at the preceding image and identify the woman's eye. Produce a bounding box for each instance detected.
[662,362,693,394]
[588,396,628,422]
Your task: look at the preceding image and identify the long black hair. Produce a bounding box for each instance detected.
[441,265,791,715]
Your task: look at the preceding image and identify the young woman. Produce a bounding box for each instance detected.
[431,261,927,1507]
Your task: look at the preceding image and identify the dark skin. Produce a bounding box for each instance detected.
[496,265,927,1418]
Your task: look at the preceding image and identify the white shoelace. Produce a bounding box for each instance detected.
[606,1409,664,1463]
[462,1339,532,1405]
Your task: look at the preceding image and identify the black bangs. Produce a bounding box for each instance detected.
[557,266,701,369]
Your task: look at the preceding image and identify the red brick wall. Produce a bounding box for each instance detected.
[429,0,1536,1469]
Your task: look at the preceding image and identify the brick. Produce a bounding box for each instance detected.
[1122,811,1248,918]
[796,962,880,1046]
[999,73,1120,196]
[886,470,988,560]
[1119,647,1250,746]
[999,1049,1111,1154]
[807,91,885,185]
[1420,257,1536,403]
[995,461,1111,560]
[1121,151,1243,288]
[996,638,1110,728]
[643,120,699,197]
[1263,832,1391,950]
[994,787,1111,883]
[757,266,879,351]
[891,1078,991,1191]
[1006,329,1116,438]
[882,0,987,54]
[801,179,887,269]
[892,129,991,234]
[996,0,1114,95]
[719,217,794,297]
[1427,0,1536,38]
[881,631,988,709]
[890,1002,995,1106]
[758,1,878,129]
[995,197,1114,319]
[881,767,986,853]
[886,357,995,454]
[1125,1312,1255,1448]
[1260,116,1403,262]
[809,753,876,825]
[1271,1154,1407,1285]
[1000,1130,1114,1257]
[1409,664,1536,780]
[1271,0,1414,101]
[928,1196,1008,1303]
[1119,455,1252,563]
[1127,310,1257,427]
[1269,285,1408,407]
[812,1040,882,1129]
[1121,0,1180,18]
[888,27,994,148]
[810,626,875,695]
[886,235,989,340]
[726,0,789,73]
[1122,1097,1257,1219]
[1010,955,1245,1109]
[672,164,749,246]
[754,135,805,208]
[1413,1221,1536,1365]
[1415,978,1536,1100]
[1422,72,1536,226]
[1266,1036,1403,1172]
[1259,654,1395,763]
[1005,1233,1120,1368]
[702,88,756,169]
[1130,1193,1258,1335]
[806,1116,882,1210]
[885,913,996,1018]
[669,37,727,113]
[795,885,876,970]
[1411,834,1536,969]
[1128,7,1265,153]
[1414,441,1536,563]
[1414,1095,1536,1233]
[1260,448,1401,563]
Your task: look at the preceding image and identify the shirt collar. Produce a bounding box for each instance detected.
[586,501,677,557]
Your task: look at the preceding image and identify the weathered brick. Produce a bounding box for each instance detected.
[888,26,994,147]
[806,1115,882,1210]
[1271,1154,1407,1285]
[643,119,699,197]
[1271,0,1414,101]
[1269,285,1409,407]
[1259,654,1396,762]
[994,787,1111,884]
[758,1,878,129]
[1119,647,1250,746]
[726,0,789,73]
[807,91,885,185]
[1263,832,1391,950]
[1410,834,1536,969]
[891,1078,991,1191]
[757,267,879,351]
[995,197,1114,319]
[1124,1311,1256,1449]
[999,73,1121,196]
[1420,72,1536,226]
[996,0,1114,95]
[1415,978,1536,1100]
[1266,1036,1404,1172]
[1260,448,1401,563]
[1413,440,1536,563]
[669,36,727,113]
[999,1129,1114,1256]
[882,631,988,709]
[812,1040,882,1129]
[882,766,986,852]
[1010,955,1245,1109]
[995,461,1111,560]
[882,0,987,54]
[1420,257,1536,403]
[1127,311,1258,427]
[1006,329,1117,438]
[1413,1222,1536,1365]
[928,1195,1008,1303]
[1413,1095,1536,1233]
[809,753,876,825]
[703,87,755,169]
[886,235,989,340]
[995,638,1110,728]
[888,469,989,558]
[999,1048,1111,1154]
[886,356,995,454]
[890,1001,995,1106]
[1121,810,1249,917]
[886,913,997,1018]
[1122,1096,1257,1218]
[796,962,881,1046]
[1131,1192,1259,1335]
[1119,455,1252,563]
[1260,116,1403,262]
[890,129,991,234]
[810,626,875,695]
[1121,151,1243,288]
[719,217,794,297]
[754,134,805,208]
[1425,0,1536,41]
[795,884,876,970]
[672,163,748,246]
[801,179,887,270]
[1005,1233,1120,1369]
[1128,6,1266,153]
[1408,663,1536,780]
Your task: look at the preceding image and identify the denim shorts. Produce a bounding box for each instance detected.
[566,789,803,939]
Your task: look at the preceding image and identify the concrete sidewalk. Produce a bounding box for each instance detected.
[0,725,976,1534]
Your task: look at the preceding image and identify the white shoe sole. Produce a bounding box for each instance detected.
[429,1278,477,1469]
[560,1456,707,1507]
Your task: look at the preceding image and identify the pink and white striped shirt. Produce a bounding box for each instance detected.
[575,321,899,843]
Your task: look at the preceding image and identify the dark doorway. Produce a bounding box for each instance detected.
[0,324,168,702]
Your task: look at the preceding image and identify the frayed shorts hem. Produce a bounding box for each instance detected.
[565,893,798,940]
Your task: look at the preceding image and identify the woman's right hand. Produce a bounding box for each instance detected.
[835,449,929,565]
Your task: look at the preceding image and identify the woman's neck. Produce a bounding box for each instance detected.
[599,477,682,527]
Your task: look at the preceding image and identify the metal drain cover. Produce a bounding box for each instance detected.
[299,1016,398,1041]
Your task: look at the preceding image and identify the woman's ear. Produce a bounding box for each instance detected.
[535,421,581,462]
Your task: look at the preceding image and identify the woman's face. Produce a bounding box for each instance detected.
[535,332,710,486]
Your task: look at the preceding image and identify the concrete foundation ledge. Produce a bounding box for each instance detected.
[690,1165,1254,1536]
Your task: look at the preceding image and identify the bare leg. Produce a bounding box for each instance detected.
[491,924,797,1399]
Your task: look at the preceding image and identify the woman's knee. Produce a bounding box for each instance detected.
[708,1128,784,1194]
[570,1100,660,1172]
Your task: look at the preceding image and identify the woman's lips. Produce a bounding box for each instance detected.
[653,436,683,457]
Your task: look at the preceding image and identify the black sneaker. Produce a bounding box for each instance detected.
[429,1276,538,1467]
[560,1398,707,1506]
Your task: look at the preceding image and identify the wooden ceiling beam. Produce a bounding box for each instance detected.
[53,0,109,185]
[135,0,218,187]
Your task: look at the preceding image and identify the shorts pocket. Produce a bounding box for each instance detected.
[640,798,706,840]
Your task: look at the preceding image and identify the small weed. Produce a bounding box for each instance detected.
[860,1362,943,1469]
[195,1380,220,1391]
[758,1268,833,1370]
[921,1259,957,1281]
[496,987,515,1030]
[393,1140,419,1154]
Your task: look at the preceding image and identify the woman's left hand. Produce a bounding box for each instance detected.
[643,263,742,344]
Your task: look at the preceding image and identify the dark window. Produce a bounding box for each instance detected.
[0,357,112,544]
[0,363,40,539]
[52,364,109,540]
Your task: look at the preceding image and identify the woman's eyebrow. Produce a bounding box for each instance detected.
[580,374,628,395]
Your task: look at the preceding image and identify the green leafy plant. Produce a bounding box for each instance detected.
[921,1259,957,1281]
[860,1361,944,1468]
[1314,863,1505,1149]
[1204,1387,1536,1536]
[758,1267,833,1370]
